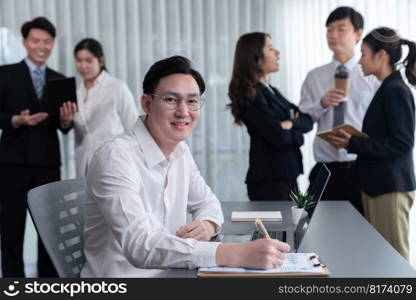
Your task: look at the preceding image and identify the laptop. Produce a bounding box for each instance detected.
[250,163,331,252]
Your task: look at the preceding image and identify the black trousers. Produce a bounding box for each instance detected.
[309,162,363,215]
[0,164,59,277]
[247,179,298,201]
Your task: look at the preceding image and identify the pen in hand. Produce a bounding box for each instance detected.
[255,218,271,240]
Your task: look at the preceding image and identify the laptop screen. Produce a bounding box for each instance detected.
[293,163,331,251]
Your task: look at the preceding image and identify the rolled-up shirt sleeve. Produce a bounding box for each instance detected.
[298,72,329,122]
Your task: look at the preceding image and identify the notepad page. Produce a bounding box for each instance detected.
[199,253,323,274]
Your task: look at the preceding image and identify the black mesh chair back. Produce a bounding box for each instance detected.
[27,178,86,278]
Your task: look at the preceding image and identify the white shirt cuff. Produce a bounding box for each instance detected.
[192,241,220,267]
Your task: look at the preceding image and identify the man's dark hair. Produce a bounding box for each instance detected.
[325,6,364,31]
[143,56,205,95]
[21,17,56,39]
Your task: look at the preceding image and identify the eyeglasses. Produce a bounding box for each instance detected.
[151,94,206,111]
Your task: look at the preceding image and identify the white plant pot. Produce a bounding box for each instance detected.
[291,206,306,224]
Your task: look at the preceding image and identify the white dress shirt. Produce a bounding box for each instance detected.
[298,55,380,163]
[24,57,46,88]
[74,71,138,177]
[81,117,224,277]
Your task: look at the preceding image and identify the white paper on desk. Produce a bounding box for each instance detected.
[199,253,323,274]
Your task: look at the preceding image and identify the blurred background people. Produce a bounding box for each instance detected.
[328,27,416,260]
[73,38,138,177]
[228,32,313,201]
[299,7,379,215]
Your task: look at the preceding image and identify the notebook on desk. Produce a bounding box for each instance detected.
[231,211,282,222]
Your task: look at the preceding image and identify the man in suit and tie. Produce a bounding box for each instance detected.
[0,17,77,277]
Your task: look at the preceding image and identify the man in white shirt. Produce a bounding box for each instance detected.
[81,56,290,277]
[299,7,379,214]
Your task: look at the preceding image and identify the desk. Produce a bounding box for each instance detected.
[165,201,416,277]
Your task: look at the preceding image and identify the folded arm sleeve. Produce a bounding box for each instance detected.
[289,103,313,133]
[242,92,305,148]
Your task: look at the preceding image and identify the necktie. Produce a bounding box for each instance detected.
[33,67,44,99]
[333,102,345,127]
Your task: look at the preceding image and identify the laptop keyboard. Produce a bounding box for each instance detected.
[251,230,286,241]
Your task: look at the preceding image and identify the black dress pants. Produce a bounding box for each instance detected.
[247,179,298,201]
[309,162,363,215]
[0,164,59,277]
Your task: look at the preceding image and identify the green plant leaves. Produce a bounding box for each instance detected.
[289,190,317,209]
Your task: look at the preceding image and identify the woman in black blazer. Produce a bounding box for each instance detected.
[328,27,416,260]
[228,32,313,201]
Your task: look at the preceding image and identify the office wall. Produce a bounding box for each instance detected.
[0,0,415,271]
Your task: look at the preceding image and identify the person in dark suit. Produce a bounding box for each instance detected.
[0,17,77,277]
[228,32,313,201]
[328,27,416,260]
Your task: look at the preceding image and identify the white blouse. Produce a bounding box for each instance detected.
[74,71,138,177]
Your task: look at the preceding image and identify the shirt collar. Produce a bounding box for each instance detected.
[331,54,359,71]
[81,70,107,90]
[132,115,187,168]
[24,57,46,73]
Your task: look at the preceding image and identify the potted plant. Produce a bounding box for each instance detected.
[289,189,316,224]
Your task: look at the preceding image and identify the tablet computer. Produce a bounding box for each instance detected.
[46,77,77,115]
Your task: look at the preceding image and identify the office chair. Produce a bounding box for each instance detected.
[27,178,86,278]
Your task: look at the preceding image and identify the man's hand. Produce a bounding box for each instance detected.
[13,109,48,126]
[320,88,345,108]
[176,220,217,241]
[280,120,293,130]
[326,129,351,149]
[216,239,291,270]
[59,101,77,126]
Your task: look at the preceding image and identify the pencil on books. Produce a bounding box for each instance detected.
[255,218,271,239]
